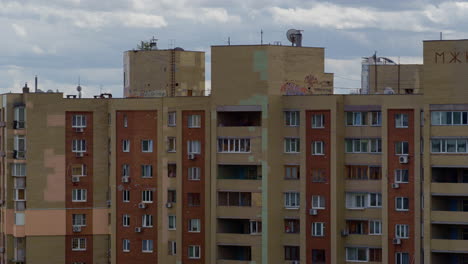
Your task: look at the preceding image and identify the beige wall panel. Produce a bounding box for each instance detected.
[26,236,65,264]
[345,180,382,193]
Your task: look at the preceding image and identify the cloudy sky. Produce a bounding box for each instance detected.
[1,0,467,97]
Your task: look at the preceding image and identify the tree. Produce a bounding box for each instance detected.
[137,40,152,51]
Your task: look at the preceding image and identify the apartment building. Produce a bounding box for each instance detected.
[0,39,467,264]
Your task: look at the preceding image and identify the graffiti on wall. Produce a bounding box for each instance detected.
[281,74,333,95]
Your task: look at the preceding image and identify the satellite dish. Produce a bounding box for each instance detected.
[286,29,303,47]
[384,87,395,95]
[77,85,82,92]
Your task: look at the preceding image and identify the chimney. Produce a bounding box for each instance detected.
[22,83,30,93]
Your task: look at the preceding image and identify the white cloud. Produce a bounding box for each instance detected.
[32,45,45,55]
[11,23,27,37]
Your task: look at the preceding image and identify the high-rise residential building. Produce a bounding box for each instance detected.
[0,38,467,264]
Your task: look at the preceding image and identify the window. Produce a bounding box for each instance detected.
[345,138,382,153]
[123,114,128,128]
[285,111,299,126]
[218,192,251,206]
[123,239,130,252]
[14,135,26,159]
[141,165,153,178]
[15,212,25,225]
[369,193,382,207]
[142,214,153,228]
[168,163,176,178]
[346,112,367,126]
[347,221,365,235]
[312,114,324,128]
[285,165,299,180]
[123,190,130,202]
[11,163,26,176]
[167,137,176,152]
[346,247,368,262]
[312,195,325,209]
[188,115,201,128]
[284,246,300,261]
[396,252,410,264]
[168,190,176,203]
[369,248,382,262]
[312,141,324,155]
[369,167,382,180]
[142,190,153,203]
[187,140,201,154]
[369,220,382,235]
[396,224,409,238]
[312,222,325,237]
[72,238,86,251]
[431,111,468,125]
[395,169,409,183]
[188,245,201,259]
[285,138,300,153]
[72,214,86,226]
[168,215,176,230]
[284,192,300,209]
[71,139,86,153]
[250,220,262,234]
[123,214,130,227]
[188,167,201,180]
[396,197,409,211]
[346,165,368,180]
[72,115,86,128]
[431,138,468,153]
[122,164,130,177]
[142,240,153,253]
[395,113,409,128]
[312,249,326,263]
[168,112,176,127]
[346,193,366,209]
[217,138,251,153]
[188,219,201,232]
[72,164,87,176]
[188,193,201,207]
[168,241,176,255]
[284,219,300,233]
[141,140,153,152]
[72,189,87,202]
[395,141,409,155]
[122,139,130,152]
[13,106,26,129]
[370,111,382,126]
[312,168,327,183]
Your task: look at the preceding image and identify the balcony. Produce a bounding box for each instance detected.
[218,111,261,127]
[432,211,468,224]
[431,239,468,253]
[218,165,261,180]
[218,245,252,262]
[432,183,468,196]
[432,252,468,264]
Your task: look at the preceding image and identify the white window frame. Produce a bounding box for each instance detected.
[142,214,153,228]
[346,247,368,262]
[72,139,86,153]
[396,197,409,211]
[169,241,177,255]
[168,215,176,230]
[167,137,176,152]
[312,114,324,128]
[217,138,251,153]
[188,115,201,128]
[123,239,130,252]
[312,195,325,209]
[284,138,300,153]
[188,245,201,259]
[122,139,130,152]
[285,111,299,127]
[15,212,25,225]
[122,164,130,177]
[188,167,201,181]
[346,193,367,209]
[72,189,87,202]
[250,220,261,234]
[312,222,325,237]
[72,238,86,251]
[285,165,299,180]
[395,224,409,239]
[14,106,26,129]
[123,114,128,128]
[188,219,201,233]
[72,214,87,227]
[368,193,382,208]
[123,214,130,227]
[11,163,26,177]
[123,190,130,202]
[72,115,86,128]
[14,189,26,201]
[369,220,382,235]
[141,140,153,153]
[141,165,153,178]
[396,252,410,264]
[142,190,153,203]
[395,113,409,128]
[168,111,176,127]
[142,240,153,253]
[395,169,409,183]
[370,111,382,126]
[345,138,382,153]
[395,141,409,155]
[312,141,324,155]
[431,138,468,153]
[346,112,367,126]
[284,192,300,209]
[187,140,201,154]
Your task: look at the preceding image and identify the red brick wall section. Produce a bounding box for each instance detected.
[65,112,93,264]
[182,111,205,263]
[306,110,331,264]
[387,109,415,263]
[116,111,158,263]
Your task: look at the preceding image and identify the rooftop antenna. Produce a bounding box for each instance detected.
[77,76,82,98]
[228,37,231,46]
[169,39,175,49]
[261,29,263,45]
[286,29,303,47]
[99,84,103,94]
[149,36,158,50]
[35,75,38,93]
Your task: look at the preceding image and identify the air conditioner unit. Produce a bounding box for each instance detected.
[399,155,409,164]
[106,200,111,207]
[75,127,84,133]
[72,226,82,232]
[341,230,349,237]
[188,153,196,160]
[393,238,401,245]
[72,176,80,183]
[392,183,400,189]
[122,176,130,183]
[166,202,173,208]
[309,209,318,215]
[138,203,147,209]
[75,152,84,157]
[135,227,142,233]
